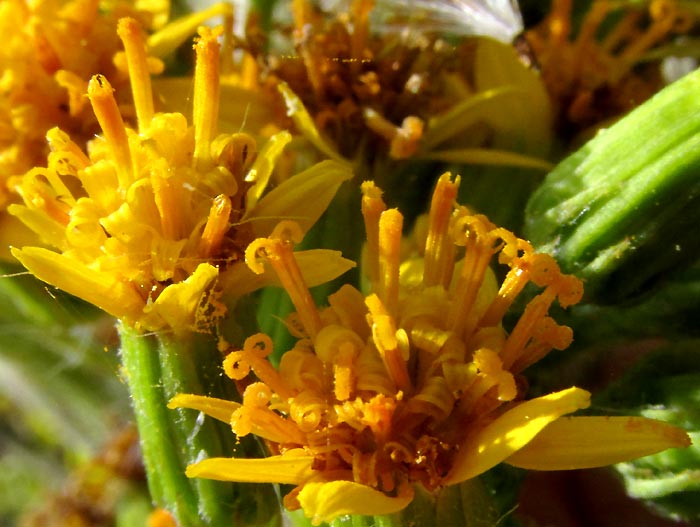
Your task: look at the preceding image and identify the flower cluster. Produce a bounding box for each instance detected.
[172,174,689,524]
[9,19,353,332]
[3,2,697,526]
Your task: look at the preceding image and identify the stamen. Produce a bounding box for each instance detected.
[352,451,379,488]
[233,382,306,444]
[423,174,459,288]
[511,317,573,373]
[46,128,90,169]
[220,6,236,75]
[289,391,325,432]
[600,9,641,54]
[377,209,402,316]
[151,170,185,240]
[291,0,312,38]
[363,109,424,159]
[87,75,132,187]
[333,346,357,401]
[408,376,454,421]
[619,0,683,65]
[23,175,70,226]
[245,222,323,339]
[361,181,386,291]
[224,334,294,400]
[199,194,232,258]
[479,248,536,327]
[117,18,154,131]
[349,0,373,70]
[360,393,396,443]
[366,294,412,394]
[314,325,363,401]
[573,0,609,51]
[448,217,498,338]
[391,117,424,159]
[499,287,558,370]
[548,0,572,42]
[193,29,221,170]
[363,108,397,142]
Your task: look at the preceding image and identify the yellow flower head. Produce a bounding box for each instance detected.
[171,174,690,523]
[0,0,168,189]
[526,0,695,133]
[9,19,353,332]
[0,0,171,258]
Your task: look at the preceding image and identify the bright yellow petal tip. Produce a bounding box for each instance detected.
[297,481,414,526]
[505,415,692,471]
[167,394,240,424]
[186,452,315,485]
[445,386,591,485]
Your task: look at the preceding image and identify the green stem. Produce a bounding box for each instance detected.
[119,324,282,526]
[156,332,236,525]
[119,324,199,525]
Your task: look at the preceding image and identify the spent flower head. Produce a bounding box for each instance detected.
[9,19,353,333]
[171,174,689,524]
[526,0,697,135]
[247,0,552,173]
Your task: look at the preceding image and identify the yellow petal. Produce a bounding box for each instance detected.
[294,249,357,287]
[505,416,691,470]
[445,386,591,484]
[244,131,292,210]
[7,205,66,249]
[168,394,241,423]
[154,79,274,134]
[142,263,220,331]
[147,2,233,57]
[297,480,414,526]
[10,246,143,320]
[422,87,522,150]
[473,39,552,157]
[277,82,349,165]
[419,149,553,171]
[246,160,353,237]
[221,249,356,299]
[186,451,314,485]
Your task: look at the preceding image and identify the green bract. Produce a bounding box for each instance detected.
[602,342,700,522]
[525,69,700,304]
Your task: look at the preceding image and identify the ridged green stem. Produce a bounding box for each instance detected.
[119,325,266,526]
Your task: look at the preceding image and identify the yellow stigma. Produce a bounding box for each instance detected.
[193,28,221,171]
[118,17,155,130]
[246,221,323,339]
[87,75,133,187]
[199,195,233,259]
